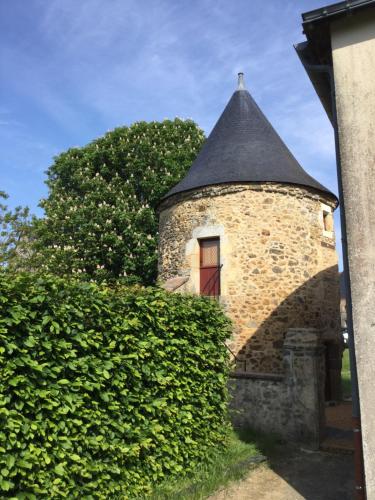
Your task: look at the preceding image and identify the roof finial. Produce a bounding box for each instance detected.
[237,72,246,90]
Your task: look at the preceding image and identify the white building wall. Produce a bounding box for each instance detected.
[332,11,375,497]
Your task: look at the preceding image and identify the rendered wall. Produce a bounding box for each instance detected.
[332,11,375,497]
[158,182,340,375]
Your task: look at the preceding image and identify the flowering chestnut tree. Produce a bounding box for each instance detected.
[34,119,205,284]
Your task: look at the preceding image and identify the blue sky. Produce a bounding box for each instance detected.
[0,0,342,265]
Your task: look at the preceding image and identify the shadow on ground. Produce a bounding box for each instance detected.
[211,430,355,500]
[269,448,354,500]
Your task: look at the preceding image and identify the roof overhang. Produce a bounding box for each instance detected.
[296,0,375,124]
[294,41,334,124]
[302,0,375,25]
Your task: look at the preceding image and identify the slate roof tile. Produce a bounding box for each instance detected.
[165,78,335,201]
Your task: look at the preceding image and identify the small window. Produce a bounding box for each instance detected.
[323,210,333,233]
[199,238,220,297]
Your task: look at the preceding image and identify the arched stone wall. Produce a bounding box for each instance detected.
[158,182,340,374]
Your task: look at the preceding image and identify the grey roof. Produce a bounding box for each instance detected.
[164,85,336,201]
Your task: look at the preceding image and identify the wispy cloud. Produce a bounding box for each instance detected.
[1,0,341,261]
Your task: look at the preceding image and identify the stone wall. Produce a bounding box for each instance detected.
[158,182,341,374]
[229,328,326,448]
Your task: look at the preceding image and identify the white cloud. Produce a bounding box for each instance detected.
[3,0,341,258]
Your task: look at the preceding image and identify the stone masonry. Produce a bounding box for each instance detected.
[158,182,341,374]
[229,328,326,448]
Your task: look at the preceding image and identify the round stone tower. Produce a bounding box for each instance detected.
[158,74,341,381]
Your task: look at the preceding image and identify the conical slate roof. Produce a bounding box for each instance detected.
[165,74,335,201]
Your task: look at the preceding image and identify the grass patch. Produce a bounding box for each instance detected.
[341,348,352,399]
[149,428,278,500]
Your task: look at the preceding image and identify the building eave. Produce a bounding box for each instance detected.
[296,0,375,124]
[294,41,334,125]
[302,0,375,25]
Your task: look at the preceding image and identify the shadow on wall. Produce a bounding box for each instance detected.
[233,264,342,384]
[228,265,343,451]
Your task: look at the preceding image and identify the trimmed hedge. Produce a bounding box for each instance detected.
[0,273,231,498]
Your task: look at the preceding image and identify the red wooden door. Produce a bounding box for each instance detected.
[199,238,220,297]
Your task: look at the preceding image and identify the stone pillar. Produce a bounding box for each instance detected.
[283,328,325,449]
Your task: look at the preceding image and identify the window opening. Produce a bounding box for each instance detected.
[199,238,221,297]
[323,210,333,233]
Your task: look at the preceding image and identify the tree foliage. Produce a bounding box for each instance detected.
[33,119,205,284]
[0,191,33,271]
[0,272,231,498]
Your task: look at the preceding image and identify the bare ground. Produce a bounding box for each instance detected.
[208,448,354,500]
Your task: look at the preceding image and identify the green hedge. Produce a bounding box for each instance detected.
[0,273,231,498]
